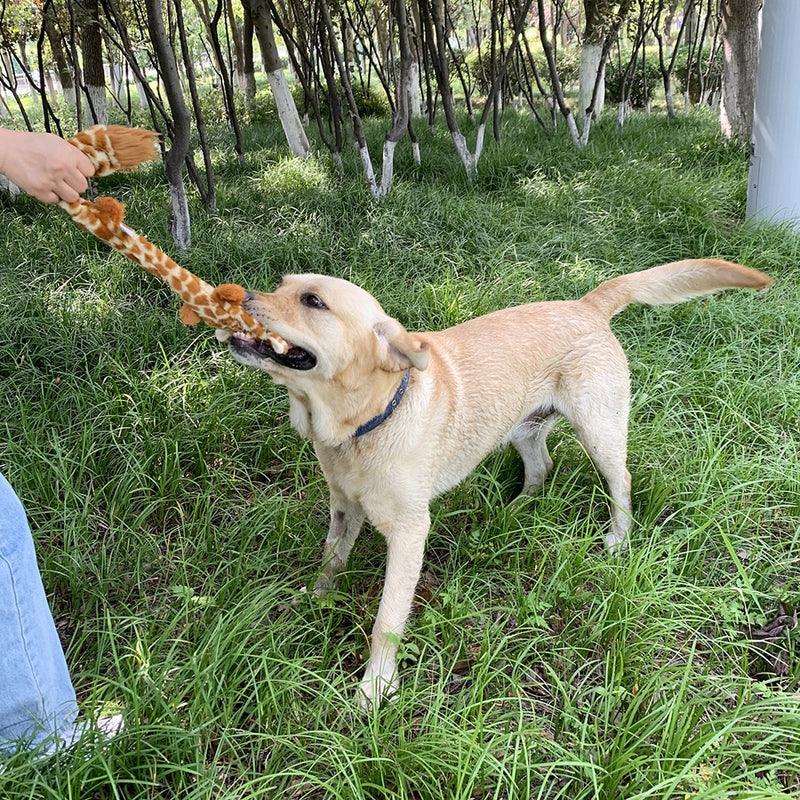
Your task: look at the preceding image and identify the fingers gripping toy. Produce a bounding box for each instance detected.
[59,124,288,353]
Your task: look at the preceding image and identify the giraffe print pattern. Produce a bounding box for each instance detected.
[56,125,287,352]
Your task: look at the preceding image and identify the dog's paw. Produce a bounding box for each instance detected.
[605,531,629,557]
[357,665,399,710]
[312,573,334,598]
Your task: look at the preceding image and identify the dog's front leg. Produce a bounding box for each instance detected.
[314,491,365,597]
[359,512,430,708]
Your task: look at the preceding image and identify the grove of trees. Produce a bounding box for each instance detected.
[0,0,761,243]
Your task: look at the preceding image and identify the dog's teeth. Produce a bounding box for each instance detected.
[267,334,289,354]
[227,329,289,353]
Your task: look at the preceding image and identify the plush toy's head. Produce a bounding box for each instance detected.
[59,125,285,348]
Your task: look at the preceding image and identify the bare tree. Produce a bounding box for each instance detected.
[144,0,193,247]
[42,0,76,107]
[322,0,415,198]
[246,0,309,157]
[577,0,633,121]
[653,0,688,117]
[224,0,245,91]
[577,0,608,120]
[615,0,649,128]
[418,0,534,179]
[538,0,600,146]
[79,0,108,124]
[241,0,257,109]
[190,0,245,163]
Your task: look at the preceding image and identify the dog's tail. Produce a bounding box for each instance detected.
[580,259,773,319]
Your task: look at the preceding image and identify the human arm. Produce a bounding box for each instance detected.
[0,128,95,204]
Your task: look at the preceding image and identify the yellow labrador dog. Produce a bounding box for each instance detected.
[225,259,771,706]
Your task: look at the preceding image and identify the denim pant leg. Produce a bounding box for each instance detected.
[0,472,78,753]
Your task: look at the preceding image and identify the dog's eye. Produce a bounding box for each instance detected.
[301,293,328,310]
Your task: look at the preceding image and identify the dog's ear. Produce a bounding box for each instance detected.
[373,319,429,372]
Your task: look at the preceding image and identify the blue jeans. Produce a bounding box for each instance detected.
[0,472,78,753]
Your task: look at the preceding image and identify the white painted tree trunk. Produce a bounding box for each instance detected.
[0,174,19,195]
[248,0,308,158]
[60,85,76,107]
[451,126,485,182]
[378,140,398,200]
[266,68,310,158]
[43,70,56,103]
[358,144,377,191]
[577,41,605,121]
[146,0,192,248]
[560,108,583,148]
[134,74,148,109]
[85,85,108,125]
[356,139,406,201]
[407,61,423,118]
[617,100,627,128]
[110,60,123,100]
[168,181,191,250]
[664,83,676,117]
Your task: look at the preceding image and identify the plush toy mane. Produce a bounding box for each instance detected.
[56,125,285,350]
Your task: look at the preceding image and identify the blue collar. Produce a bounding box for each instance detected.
[353,369,411,438]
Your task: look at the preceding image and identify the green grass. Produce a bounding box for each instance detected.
[1,107,799,798]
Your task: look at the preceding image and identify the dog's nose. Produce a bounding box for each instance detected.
[243,291,254,302]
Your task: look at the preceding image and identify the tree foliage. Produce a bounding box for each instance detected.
[0,0,758,217]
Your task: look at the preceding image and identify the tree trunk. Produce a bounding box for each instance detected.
[225,0,246,92]
[134,74,148,108]
[80,0,108,125]
[720,0,760,140]
[13,43,41,113]
[191,0,245,162]
[577,0,607,122]
[175,0,218,212]
[537,0,582,146]
[0,49,33,126]
[577,0,633,122]
[246,0,309,158]
[242,0,257,109]
[407,57,423,119]
[42,1,76,108]
[654,0,688,120]
[577,40,605,121]
[144,0,193,248]
[419,0,532,178]
[408,3,424,118]
[375,0,414,198]
[319,0,381,190]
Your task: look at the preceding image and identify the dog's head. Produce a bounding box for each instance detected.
[225,274,429,388]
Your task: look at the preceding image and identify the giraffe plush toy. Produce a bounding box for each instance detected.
[58,124,288,353]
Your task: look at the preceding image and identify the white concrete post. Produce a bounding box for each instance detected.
[746,0,800,229]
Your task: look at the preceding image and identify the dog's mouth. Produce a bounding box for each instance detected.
[227,331,317,370]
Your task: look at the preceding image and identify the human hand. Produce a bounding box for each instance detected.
[0,129,95,204]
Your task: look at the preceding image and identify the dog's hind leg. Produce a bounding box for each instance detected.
[314,492,365,597]
[568,398,632,555]
[510,410,560,494]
